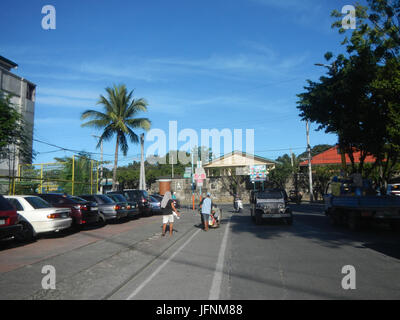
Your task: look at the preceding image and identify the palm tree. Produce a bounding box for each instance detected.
[81,84,151,191]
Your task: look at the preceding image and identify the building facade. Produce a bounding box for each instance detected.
[0,55,36,177]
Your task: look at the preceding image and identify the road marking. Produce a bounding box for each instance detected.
[209,218,231,300]
[126,228,201,300]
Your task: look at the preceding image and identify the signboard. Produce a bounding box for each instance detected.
[184,167,192,179]
[236,166,250,176]
[250,165,267,182]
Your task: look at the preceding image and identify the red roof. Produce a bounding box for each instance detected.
[300,146,377,166]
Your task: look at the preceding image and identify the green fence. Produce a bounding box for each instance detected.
[8,155,99,196]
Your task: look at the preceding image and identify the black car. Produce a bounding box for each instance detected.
[151,193,180,209]
[120,190,151,216]
[107,193,140,218]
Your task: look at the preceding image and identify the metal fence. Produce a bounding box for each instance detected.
[4,155,99,196]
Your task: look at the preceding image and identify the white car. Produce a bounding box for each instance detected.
[5,195,72,241]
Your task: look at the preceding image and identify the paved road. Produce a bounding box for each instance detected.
[0,204,399,300]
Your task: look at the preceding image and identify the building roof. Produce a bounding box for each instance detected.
[299,146,376,166]
[204,151,276,168]
[0,55,18,71]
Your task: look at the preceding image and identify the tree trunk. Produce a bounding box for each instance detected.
[112,135,119,191]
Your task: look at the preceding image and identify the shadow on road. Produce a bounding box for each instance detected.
[228,204,400,261]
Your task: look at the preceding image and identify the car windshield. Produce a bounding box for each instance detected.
[25,196,52,209]
[0,195,14,211]
[150,196,159,202]
[70,196,88,203]
[96,195,114,204]
[123,191,138,201]
[257,192,283,199]
[111,194,126,202]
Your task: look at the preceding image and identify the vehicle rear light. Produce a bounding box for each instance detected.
[81,205,88,211]
[114,205,121,210]
[47,213,61,219]
[127,205,131,209]
[82,220,86,224]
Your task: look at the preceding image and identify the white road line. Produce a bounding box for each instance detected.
[126,229,201,300]
[209,219,231,300]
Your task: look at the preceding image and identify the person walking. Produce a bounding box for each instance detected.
[160,191,180,236]
[201,192,212,231]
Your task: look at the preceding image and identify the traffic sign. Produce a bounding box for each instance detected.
[194,167,206,186]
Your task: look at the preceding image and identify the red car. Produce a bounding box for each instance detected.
[0,194,22,240]
[37,193,100,227]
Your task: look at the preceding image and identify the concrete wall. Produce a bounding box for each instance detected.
[149,177,250,205]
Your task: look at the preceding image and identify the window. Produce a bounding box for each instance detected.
[8,198,24,211]
[26,83,35,101]
[95,195,114,204]
[0,195,14,211]
[25,197,52,209]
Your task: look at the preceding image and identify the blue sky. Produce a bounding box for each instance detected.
[1,0,361,168]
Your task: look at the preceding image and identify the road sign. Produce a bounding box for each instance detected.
[194,167,206,186]
[184,167,192,178]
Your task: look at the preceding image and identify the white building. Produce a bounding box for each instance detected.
[0,55,36,177]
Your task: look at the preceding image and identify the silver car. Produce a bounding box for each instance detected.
[79,194,128,221]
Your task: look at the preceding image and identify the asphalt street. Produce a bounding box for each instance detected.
[0,204,399,300]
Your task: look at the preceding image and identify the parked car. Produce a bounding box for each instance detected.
[151,193,180,209]
[0,194,22,240]
[5,195,72,241]
[250,189,293,225]
[79,194,128,221]
[106,193,139,218]
[387,183,400,196]
[120,189,151,216]
[149,196,162,214]
[151,194,163,202]
[37,193,100,227]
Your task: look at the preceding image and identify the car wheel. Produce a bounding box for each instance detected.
[348,212,361,231]
[15,221,35,242]
[389,220,400,232]
[98,215,106,227]
[255,211,262,225]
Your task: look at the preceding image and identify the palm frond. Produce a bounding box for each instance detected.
[126,118,151,131]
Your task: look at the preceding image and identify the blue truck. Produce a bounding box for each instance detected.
[324,190,400,231]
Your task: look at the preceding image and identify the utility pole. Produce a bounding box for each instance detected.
[191,151,195,210]
[306,121,314,202]
[139,133,146,190]
[171,154,174,179]
[92,135,103,194]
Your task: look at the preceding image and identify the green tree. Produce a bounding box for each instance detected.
[81,84,151,191]
[297,1,400,192]
[0,93,34,188]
